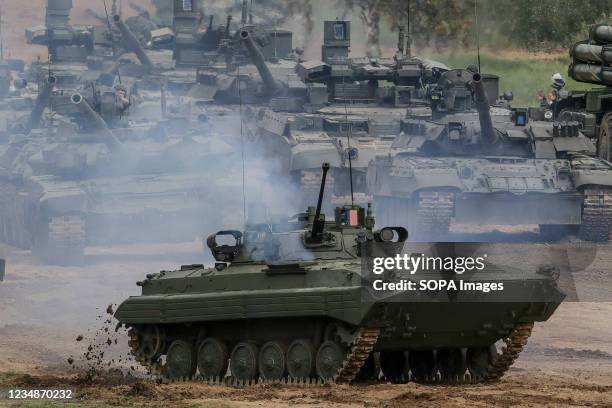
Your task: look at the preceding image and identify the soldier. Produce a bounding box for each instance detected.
[548,72,566,108]
[536,90,548,107]
[114,85,131,113]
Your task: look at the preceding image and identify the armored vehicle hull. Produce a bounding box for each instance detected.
[116,261,561,383]
[369,71,612,242]
[369,154,612,242]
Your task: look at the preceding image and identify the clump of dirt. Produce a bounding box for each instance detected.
[65,304,141,379]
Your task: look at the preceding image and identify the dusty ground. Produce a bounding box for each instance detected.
[0,231,611,407]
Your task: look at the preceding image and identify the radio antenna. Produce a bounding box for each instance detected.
[342,76,355,206]
[0,6,4,60]
[237,65,247,226]
[103,0,118,61]
[405,0,411,57]
[474,0,481,73]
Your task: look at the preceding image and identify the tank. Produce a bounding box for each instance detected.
[114,163,564,384]
[0,82,241,264]
[368,70,612,242]
[556,24,612,161]
[250,20,449,209]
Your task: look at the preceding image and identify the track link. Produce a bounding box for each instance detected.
[580,188,612,242]
[483,322,534,382]
[127,324,532,386]
[334,327,380,383]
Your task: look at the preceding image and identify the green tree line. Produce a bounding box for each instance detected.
[340,0,612,53]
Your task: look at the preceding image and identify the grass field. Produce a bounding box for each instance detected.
[432,51,594,107]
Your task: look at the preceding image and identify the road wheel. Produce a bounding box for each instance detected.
[286,339,316,380]
[316,341,346,380]
[437,349,467,383]
[466,346,495,381]
[197,337,228,380]
[165,340,197,380]
[380,351,408,383]
[408,350,437,382]
[258,341,287,380]
[230,342,259,381]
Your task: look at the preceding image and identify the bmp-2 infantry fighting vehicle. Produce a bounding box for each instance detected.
[368,70,612,241]
[557,24,612,160]
[115,163,564,384]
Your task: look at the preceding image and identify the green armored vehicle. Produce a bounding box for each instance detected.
[368,70,612,242]
[115,164,564,384]
[0,72,240,264]
[555,24,612,160]
[251,20,449,207]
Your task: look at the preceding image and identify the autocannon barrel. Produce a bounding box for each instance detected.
[472,73,497,144]
[70,93,123,151]
[311,163,330,240]
[113,14,153,70]
[570,42,612,65]
[568,63,612,86]
[25,75,56,132]
[239,29,280,95]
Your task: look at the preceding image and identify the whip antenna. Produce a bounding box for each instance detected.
[0,6,4,60]
[405,0,411,57]
[342,76,355,206]
[237,65,247,226]
[474,0,481,73]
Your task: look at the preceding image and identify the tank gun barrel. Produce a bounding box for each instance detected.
[472,73,497,144]
[311,163,330,240]
[70,93,123,151]
[239,29,280,95]
[113,14,153,70]
[26,75,56,132]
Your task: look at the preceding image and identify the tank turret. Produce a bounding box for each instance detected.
[472,73,497,144]
[25,75,57,132]
[70,92,123,150]
[239,29,280,95]
[113,14,154,70]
